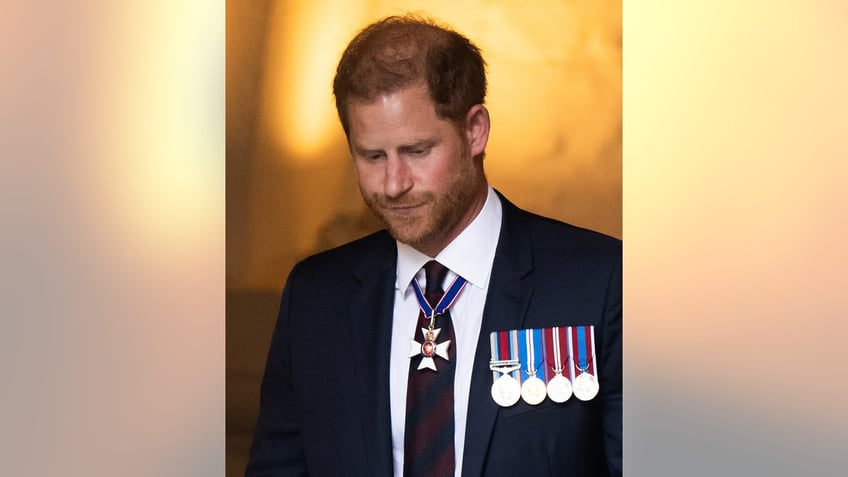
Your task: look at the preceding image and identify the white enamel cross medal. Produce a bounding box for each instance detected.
[409,323,451,371]
[408,271,467,373]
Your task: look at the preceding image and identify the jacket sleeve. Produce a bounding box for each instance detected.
[600,255,622,477]
[245,265,309,477]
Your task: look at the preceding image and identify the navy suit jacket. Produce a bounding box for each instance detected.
[246,194,622,476]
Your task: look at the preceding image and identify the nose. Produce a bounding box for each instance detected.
[383,155,412,199]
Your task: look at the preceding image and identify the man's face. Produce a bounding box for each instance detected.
[347,83,487,256]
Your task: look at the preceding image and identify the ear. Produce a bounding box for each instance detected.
[464,104,490,158]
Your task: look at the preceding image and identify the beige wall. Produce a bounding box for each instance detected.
[228,0,621,292]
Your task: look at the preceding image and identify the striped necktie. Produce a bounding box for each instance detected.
[404,260,456,477]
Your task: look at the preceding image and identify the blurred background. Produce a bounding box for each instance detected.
[226,0,621,474]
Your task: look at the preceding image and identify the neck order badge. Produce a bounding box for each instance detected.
[408,264,467,372]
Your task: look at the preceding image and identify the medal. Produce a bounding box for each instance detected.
[572,370,599,401]
[570,325,599,401]
[489,330,521,407]
[409,325,451,371]
[544,326,572,403]
[547,374,573,403]
[490,363,521,407]
[408,273,466,372]
[490,325,598,406]
[520,375,546,405]
[519,329,546,405]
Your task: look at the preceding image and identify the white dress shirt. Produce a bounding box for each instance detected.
[389,186,502,477]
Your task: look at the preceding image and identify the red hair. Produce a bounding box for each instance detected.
[333,14,487,137]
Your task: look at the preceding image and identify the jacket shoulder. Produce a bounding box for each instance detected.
[292,229,396,282]
[501,196,621,264]
[528,211,620,255]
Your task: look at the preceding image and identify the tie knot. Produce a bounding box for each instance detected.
[423,260,448,295]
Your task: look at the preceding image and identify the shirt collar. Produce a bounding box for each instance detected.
[395,186,502,293]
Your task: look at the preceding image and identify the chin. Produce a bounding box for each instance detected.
[382,221,432,247]
[387,226,428,247]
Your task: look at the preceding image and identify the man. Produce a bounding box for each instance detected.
[247,14,621,477]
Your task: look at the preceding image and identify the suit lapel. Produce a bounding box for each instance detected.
[347,233,397,477]
[462,196,535,477]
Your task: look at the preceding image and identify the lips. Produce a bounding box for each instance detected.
[387,203,421,211]
[379,198,424,211]
[383,203,423,217]
[365,193,431,224]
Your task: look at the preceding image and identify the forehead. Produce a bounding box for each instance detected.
[347,84,459,148]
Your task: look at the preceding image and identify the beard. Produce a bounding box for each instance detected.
[362,156,482,253]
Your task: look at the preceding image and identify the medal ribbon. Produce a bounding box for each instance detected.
[588,326,597,375]
[543,327,556,380]
[561,326,572,379]
[534,329,545,380]
[518,329,544,382]
[544,326,571,382]
[577,326,588,371]
[572,325,597,375]
[411,274,467,318]
[510,330,521,381]
[489,332,499,381]
[490,330,520,381]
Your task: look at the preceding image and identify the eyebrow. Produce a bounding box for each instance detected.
[398,139,438,153]
[351,144,379,157]
[352,139,439,156]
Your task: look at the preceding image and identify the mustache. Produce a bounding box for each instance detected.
[367,192,433,208]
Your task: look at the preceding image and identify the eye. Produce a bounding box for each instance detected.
[362,151,384,161]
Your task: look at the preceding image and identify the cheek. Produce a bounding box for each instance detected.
[430,152,466,187]
[353,162,380,189]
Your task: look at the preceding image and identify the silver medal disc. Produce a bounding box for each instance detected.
[520,375,547,405]
[491,374,521,407]
[546,374,573,403]
[573,372,600,401]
